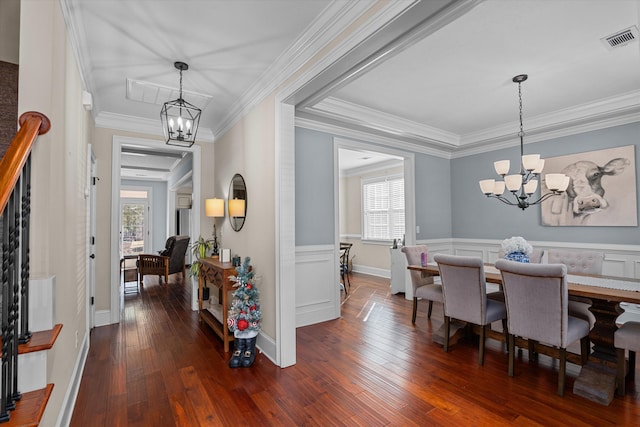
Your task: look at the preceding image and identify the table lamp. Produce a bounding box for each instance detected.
[205,198,224,256]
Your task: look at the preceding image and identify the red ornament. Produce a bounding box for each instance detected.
[250,305,257,311]
[247,284,252,290]
[237,319,249,331]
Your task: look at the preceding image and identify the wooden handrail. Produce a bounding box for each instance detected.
[0,112,50,214]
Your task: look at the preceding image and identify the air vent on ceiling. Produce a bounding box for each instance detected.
[601,25,639,50]
[126,78,212,110]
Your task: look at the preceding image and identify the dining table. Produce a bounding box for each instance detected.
[408,262,640,405]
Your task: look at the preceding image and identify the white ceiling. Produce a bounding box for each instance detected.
[61,0,640,173]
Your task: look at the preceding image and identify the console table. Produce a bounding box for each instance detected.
[198,257,236,352]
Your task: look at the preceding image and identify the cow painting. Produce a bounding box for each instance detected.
[541,146,637,226]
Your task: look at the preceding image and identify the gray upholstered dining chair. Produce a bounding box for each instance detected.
[434,254,507,366]
[615,321,640,396]
[547,249,605,330]
[495,259,590,396]
[401,245,442,323]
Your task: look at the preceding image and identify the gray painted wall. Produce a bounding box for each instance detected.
[122,179,168,250]
[295,127,454,244]
[415,153,452,239]
[296,122,639,246]
[295,127,335,245]
[451,122,640,244]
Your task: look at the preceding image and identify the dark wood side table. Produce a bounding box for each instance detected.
[198,257,236,352]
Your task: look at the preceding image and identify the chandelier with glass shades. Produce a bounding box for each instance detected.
[160,61,201,147]
[479,74,569,210]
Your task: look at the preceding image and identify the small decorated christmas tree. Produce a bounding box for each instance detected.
[227,257,261,368]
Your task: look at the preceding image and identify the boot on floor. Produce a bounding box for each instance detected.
[229,338,245,368]
[241,336,257,368]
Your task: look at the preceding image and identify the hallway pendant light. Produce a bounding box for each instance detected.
[478,74,569,210]
[160,61,201,147]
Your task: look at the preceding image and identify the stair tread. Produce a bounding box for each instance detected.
[18,324,63,354]
[4,384,53,427]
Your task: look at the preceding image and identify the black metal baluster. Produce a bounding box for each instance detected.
[10,186,21,406]
[0,201,11,421]
[19,157,31,344]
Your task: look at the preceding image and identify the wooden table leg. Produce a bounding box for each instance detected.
[572,299,623,405]
[588,299,623,363]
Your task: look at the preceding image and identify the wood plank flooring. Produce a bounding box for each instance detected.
[70,272,639,426]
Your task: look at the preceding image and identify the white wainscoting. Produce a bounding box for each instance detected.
[295,245,341,327]
[447,238,640,279]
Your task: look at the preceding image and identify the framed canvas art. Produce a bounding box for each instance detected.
[540,145,637,226]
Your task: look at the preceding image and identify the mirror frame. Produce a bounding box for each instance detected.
[228,173,247,231]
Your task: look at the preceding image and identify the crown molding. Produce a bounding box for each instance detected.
[305,97,460,147]
[213,0,388,139]
[296,116,451,159]
[95,111,215,143]
[306,90,640,158]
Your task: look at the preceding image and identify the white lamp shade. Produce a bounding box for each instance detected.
[545,173,566,191]
[479,179,496,194]
[522,154,541,171]
[494,160,510,176]
[493,181,505,195]
[533,159,545,174]
[505,174,523,191]
[524,179,538,194]
[205,198,224,218]
[229,198,245,217]
[560,175,570,191]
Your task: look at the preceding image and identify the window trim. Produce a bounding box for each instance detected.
[361,173,405,243]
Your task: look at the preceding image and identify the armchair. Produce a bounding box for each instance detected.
[138,235,190,284]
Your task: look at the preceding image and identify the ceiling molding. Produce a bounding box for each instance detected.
[95,111,215,143]
[305,97,460,147]
[212,0,387,140]
[295,116,451,160]
[305,90,640,158]
[60,0,93,103]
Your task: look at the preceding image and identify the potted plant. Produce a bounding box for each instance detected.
[189,236,214,277]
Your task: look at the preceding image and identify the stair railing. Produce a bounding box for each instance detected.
[0,112,50,422]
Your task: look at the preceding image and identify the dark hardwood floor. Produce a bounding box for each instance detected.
[70,272,639,426]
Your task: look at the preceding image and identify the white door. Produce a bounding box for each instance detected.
[87,148,97,329]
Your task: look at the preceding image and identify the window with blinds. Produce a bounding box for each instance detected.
[362,175,404,241]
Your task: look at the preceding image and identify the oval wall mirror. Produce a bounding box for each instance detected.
[228,173,247,231]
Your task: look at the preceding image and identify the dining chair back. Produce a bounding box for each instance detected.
[495,259,590,396]
[401,245,442,323]
[546,249,604,275]
[434,254,507,365]
[339,243,352,293]
[546,249,605,330]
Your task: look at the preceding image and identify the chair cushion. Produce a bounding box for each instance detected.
[566,315,590,346]
[485,299,507,324]
[615,321,640,352]
[415,284,443,302]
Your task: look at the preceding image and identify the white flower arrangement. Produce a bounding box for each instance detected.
[501,236,532,255]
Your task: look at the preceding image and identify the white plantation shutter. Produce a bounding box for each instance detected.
[362,175,404,241]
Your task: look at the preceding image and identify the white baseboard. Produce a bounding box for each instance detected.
[352,264,389,278]
[94,310,112,327]
[256,331,277,366]
[55,330,89,427]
